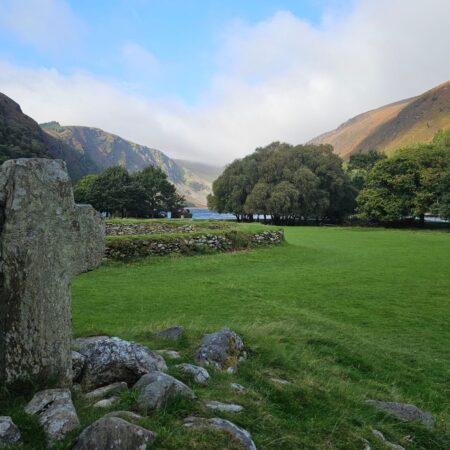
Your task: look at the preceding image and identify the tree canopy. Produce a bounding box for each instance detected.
[208,142,356,224]
[74,165,185,217]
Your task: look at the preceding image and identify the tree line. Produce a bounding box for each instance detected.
[74,165,185,218]
[208,130,450,224]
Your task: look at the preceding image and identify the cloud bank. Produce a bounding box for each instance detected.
[0,0,449,164]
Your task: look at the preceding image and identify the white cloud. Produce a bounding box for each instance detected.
[0,0,449,164]
[0,0,84,53]
[121,42,161,84]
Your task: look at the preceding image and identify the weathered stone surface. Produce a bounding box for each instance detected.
[183,417,256,450]
[72,351,86,382]
[0,159,104,389]
[372,429,405,450]
[134,372,195,412]
[103,411,143,422]
[25,388,80,444]
[176,363,210,385]
[0,416,21,446]
[270,377,290,385]
[74,336,167,391]
[365,400,435,428]
[230,383,246,393]
[93,397,118,409]
[85,382,128,401]
[205,401,243,413]
[196,327,245,372]
[72,417,155,450]
[155,326,185,340]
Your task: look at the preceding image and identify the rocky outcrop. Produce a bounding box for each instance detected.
[0,416,21,446]
[72,351,86,382]
[365,400,435,428]
[134,372,195,413]
[85,382,128,401]
[0,158,104,389]
[74,336,167,391]
[196,328,245,372]
[183,417,257,450]
[204,401,243,413]
[25,389,80,445]
[71,417,156,450]
[176,363,210,385]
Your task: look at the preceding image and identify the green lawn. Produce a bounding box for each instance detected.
[69,226,450,449]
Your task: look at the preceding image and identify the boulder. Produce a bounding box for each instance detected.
[196,328,245,372]
[157,350,181,359]
[372,429,405,450]
[204,401,243,413]
[0,159,104,389]
[230,383,246,393]
[25,388,80,444]
[85,382,128,401]
[134,372,195,412]
[71,417,155,450]
[183,417,256,450]
[0,416,21,446]
[176,363,210,385]
[72,351,86,382]
[365,400,435,428]
[155,326,185,340]
[103,411,143,422]
[74,336,167,391]
[93,397,118,409]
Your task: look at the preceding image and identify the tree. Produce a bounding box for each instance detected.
[73,174,97,204]
[346,149,387,191]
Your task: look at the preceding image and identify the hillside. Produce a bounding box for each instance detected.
[174,159,224,183]
[310,80,450,158]
[42,123,211,206]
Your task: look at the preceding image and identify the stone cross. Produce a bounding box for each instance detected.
[0,158,105,389]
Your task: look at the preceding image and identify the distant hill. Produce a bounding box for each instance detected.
[42,122,211,206]
[0,91,211,206]
[174,159,224,183]
[310,80,450,158]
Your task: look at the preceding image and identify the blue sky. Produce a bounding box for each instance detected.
[0,0,448,164]
[0,0,352,102]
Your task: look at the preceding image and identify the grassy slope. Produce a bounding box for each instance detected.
[67,227,450,449]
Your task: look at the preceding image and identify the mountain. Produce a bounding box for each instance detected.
[174,159,223,183]
[0,91,211,206]
[41,123,211,206]
[310,80,450,158]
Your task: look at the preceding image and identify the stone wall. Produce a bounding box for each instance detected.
[105,230,284,260]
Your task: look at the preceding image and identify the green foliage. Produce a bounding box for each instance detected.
[208,142,356,223]
[346,149,387,190]
[73,165,185,217]
[357,130,450,222]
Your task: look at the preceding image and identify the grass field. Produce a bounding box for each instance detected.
[70,226,450,449]
[3,226,449,449]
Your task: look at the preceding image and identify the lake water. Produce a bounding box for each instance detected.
[189,208,236,220]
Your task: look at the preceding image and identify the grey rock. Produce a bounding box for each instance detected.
[372,429,405,450]
[0,159,104,389]
[230,383,246,393]
[74,336,167,391]
[183,417,256,450]
[155,326,185,340]
[196,327,245,372]
[134,372,195,412]
[365,400,435,428]
[103,411,143,421]
[25,388,80,444]
[0,416,21,446]
[85,382,128,401]
[72,417,155,450]
[93,397,118,409]
[157,350,181,359]
[72,352,86,382]
[270,377,290,385]
[176,363,210,385]
[204,401,243,413]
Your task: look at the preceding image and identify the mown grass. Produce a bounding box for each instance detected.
[2,227,450,449]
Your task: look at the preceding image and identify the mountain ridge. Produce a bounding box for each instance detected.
[310,80,450,157]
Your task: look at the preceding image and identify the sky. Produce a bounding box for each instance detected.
[0,0,449,165]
